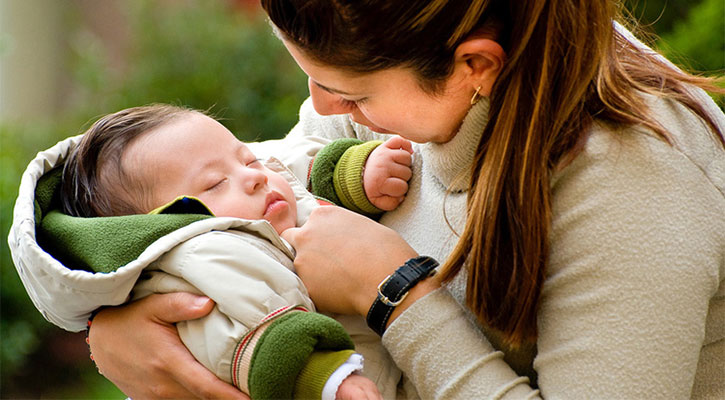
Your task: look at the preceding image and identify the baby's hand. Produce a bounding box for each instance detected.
[363,136,413,211]
[336,373,382,400]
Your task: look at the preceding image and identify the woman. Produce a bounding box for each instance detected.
[14,0,724,398]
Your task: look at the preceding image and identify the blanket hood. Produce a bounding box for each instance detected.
[7,135,310,331]
[36,167,212,274]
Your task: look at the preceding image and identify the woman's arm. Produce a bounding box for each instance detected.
[89,293,249,399]
[531,125,721,398]
[282,207,542,399]
[281,107,722,398]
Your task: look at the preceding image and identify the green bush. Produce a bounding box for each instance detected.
[2,1,307,397]
[69,1,308,141]
[658,0,725,73]
[0,125,45,377]
[626,0,724,73]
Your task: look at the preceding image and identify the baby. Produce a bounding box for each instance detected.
[58,104,412,399]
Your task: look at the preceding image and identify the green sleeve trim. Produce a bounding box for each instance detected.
[295,350,356,400]
[310,138,363,206]
[333,140,384,217]
[248,311,354,400]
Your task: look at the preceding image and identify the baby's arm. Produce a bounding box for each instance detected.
[309,136,413,216]
[138,230,374,399]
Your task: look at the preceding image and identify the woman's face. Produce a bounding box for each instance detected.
[283,41,473,144]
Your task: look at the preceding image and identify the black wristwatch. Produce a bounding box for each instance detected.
[366,256,439,336]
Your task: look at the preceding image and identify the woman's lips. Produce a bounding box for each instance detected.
[364,123,391,134]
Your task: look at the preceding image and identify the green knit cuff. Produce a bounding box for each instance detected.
[333,140,384,217]
[248,311,354,400]
[294,349,356,400]
[310,138,363,206]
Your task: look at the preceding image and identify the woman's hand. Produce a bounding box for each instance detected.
[282,206,420,316]
[88,293,248,399]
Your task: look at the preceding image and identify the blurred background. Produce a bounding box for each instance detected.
[0,0,723,398]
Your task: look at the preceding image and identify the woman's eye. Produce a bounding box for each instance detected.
[339,97,367,108]
[339,98,356,108]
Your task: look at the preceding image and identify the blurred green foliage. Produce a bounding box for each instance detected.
[627,0,725,73]
[0,126,43,378]
[1,0,723,398]
[2,1,307,398]
[69,1,308,141]
[659,0,725,73]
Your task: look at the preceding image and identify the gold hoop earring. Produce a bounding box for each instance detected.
[470,86,482,105]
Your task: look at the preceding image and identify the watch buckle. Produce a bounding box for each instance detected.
[376,275,408,307]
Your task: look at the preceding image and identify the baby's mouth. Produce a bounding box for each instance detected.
[264,192,288,217]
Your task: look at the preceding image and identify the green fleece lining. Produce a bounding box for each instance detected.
[34,168,211,273]
[248,311,355,400]
[309,138,363,206]
[333,141,384,217]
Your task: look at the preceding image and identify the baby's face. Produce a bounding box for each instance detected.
[126,112,297,234]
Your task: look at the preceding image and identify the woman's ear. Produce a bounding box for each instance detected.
[454,38,505,96]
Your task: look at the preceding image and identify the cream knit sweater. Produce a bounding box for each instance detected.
[268,89,724,399]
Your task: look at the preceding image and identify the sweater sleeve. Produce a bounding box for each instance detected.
[143,231,358,398]
[383,123,724,398]
[382,289,540,399]
[535,125,722,398]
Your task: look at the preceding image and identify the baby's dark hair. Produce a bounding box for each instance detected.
[61,104,195,217]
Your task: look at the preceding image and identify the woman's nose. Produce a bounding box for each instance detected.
[348,108,375,128]
[308,78,355,116]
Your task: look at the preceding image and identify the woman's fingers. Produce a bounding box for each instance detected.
[89,293,248,399]
[167,341,248,400]
[151,291,215,323]
[280,226,301,248]
[149,293,248,399]
[283,207,417,315]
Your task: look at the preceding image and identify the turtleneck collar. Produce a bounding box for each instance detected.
[420,97,490,192]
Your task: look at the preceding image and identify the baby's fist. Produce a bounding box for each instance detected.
[336,373,382,400]
[363,136,413,211]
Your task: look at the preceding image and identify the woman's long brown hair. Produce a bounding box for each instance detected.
[262,0,725,346]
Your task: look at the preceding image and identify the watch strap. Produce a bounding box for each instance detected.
[366,256,438,336]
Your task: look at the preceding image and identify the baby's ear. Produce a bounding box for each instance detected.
[454,38,505,96]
